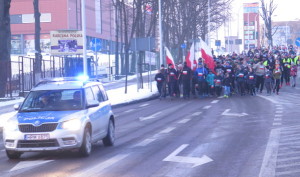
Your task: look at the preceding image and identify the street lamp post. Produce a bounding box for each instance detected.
[81,0,88,77]
[158,0,163,66]
[254,13,259,48]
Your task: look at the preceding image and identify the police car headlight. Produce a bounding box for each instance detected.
[4,119,18,131]
[62,119,81,131]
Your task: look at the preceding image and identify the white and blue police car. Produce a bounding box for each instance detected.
[3,77,115,159]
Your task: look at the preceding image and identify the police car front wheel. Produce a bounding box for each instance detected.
[79,127,92,157]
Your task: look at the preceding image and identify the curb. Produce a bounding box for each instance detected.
[112,93,159,109]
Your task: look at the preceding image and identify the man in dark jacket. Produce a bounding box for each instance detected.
[181,62,192,98]
[155,69,166,98]
[167,63,178,98]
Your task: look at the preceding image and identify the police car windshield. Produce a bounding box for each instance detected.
[19,89,83,112]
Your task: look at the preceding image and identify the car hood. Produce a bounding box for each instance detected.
[16,110,86,124]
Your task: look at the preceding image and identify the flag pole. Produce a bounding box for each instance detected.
[159,0,163,66]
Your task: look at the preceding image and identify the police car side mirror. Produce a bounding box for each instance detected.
[13,103,20,111]
[87,100,99,108]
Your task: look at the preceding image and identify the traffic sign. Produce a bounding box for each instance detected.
[295,37,300,46]
[90,38,102,52]
[181,43,187,49]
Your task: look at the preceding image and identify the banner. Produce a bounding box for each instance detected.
[50,30,83,55]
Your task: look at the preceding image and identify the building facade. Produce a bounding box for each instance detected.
[10,0,115,55]
[243,2,260,50]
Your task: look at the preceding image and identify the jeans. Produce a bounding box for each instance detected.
[224,86,230,96]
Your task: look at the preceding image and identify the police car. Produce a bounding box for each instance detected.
[3,77,115,159]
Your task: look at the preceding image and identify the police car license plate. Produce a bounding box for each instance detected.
[24,134,50,140]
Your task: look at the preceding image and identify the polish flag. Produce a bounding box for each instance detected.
[200,39,215,73]
[185,43,196,70]
[165,47,175,66]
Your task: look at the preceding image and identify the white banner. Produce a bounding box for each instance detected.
[50,30,83,55]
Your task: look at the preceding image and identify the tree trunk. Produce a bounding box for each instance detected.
[0,0,12,97]
[34,0,42,83]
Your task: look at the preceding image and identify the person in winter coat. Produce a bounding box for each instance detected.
[194,63,208,98]
[290,62,298,87]
[155,69,166,98]
[273,65,282,95]
[181,62,192,98]
[206,70,215,96]
[264,70,273,95]
[253,60,266,93]
[214,72,223,97]
[235,65,247,96]
[167,63,178,98]
[246,69,257,96]
[223,73,231,98]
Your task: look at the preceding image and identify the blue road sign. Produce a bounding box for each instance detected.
[90,38,102,52]
[181,43,186,49]
[295,37,300,47]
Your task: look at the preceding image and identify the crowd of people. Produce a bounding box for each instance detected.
[155,46,299,99]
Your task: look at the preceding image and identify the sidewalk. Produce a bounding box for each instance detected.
[0,82,158,133]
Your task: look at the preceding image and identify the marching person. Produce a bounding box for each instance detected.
[290,62,298,87]
[264,69,273,95]
[273,65,282,95]
[167,63,178,98]
[194,63,208,98]
[155,69,166,99]
[181,62,192,99]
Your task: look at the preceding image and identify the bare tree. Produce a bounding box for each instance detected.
[33,0,42,78]
[260,0,277,48]
[0,0,11,97]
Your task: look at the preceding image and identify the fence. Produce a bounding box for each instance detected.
[4,55,96,98]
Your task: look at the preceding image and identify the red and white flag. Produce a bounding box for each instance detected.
[165,47,175,66]
[185,43,197,71]
[200,39,215,73]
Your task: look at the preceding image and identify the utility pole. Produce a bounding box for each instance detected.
[158,0,163,66]
[81,0,87,77]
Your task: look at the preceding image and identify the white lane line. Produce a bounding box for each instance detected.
[273,122,282,126]
[192,112,202,116]
[275,114,282,117]
[276,107,283,110]
[281,132,300,138]
[218,96,223,99]
[72,154,129,177]
[203,105,211,110]
[280,137,300,143]
[139,103,149,108]
[274,118,282,121]
[211,100,219,104]
[277,162,300,168]
[177,119,191,124]
[277,156,300,163]
[278,141,300,146]
[10,160,54,172]
[258,128,281,177]
[276,169,300,176]
[139,112,162,121]
[275,111,283,114]
[278,150,300,156]
[1,149,5,152]
[160,127,176,134]
[134,138,156,147]
[275,105,283,107]
[124,109,136,113]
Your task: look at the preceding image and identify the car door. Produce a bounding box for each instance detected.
[84,87,103,140]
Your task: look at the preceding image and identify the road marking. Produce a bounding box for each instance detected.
[72,154,129,177]
[177,119,191,124]
[276,107,283,110]
[281,132,300,138]
[277,161,300,168]
[273,122,282,126]
[275,111,283,114]
[221,109,248,117]
[192,112,202,116]
[275,104,283,107]
[134,138,156,147]
[274,114,282,117]
[139,103,149,107]
[257,95,279,104]
[10,160,54,172]
[278,150,300,156]
[211,100,219,104]
[160,127,176,134]
[139,112,162,121]
[278,141,300,146]
[124,109,136,113]
[274,118,282,121]
[163,144,213,168]
[258,128,281,177]
[203,105,211,109]
[218,96,223,99]
[276,169,300,176]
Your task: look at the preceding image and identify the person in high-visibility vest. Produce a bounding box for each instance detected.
[282,55,292,86]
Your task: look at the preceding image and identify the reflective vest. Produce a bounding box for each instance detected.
[294,56,299,65]
[283,58,291,68]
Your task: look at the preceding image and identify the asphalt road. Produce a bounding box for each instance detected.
[1,84,300,177]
